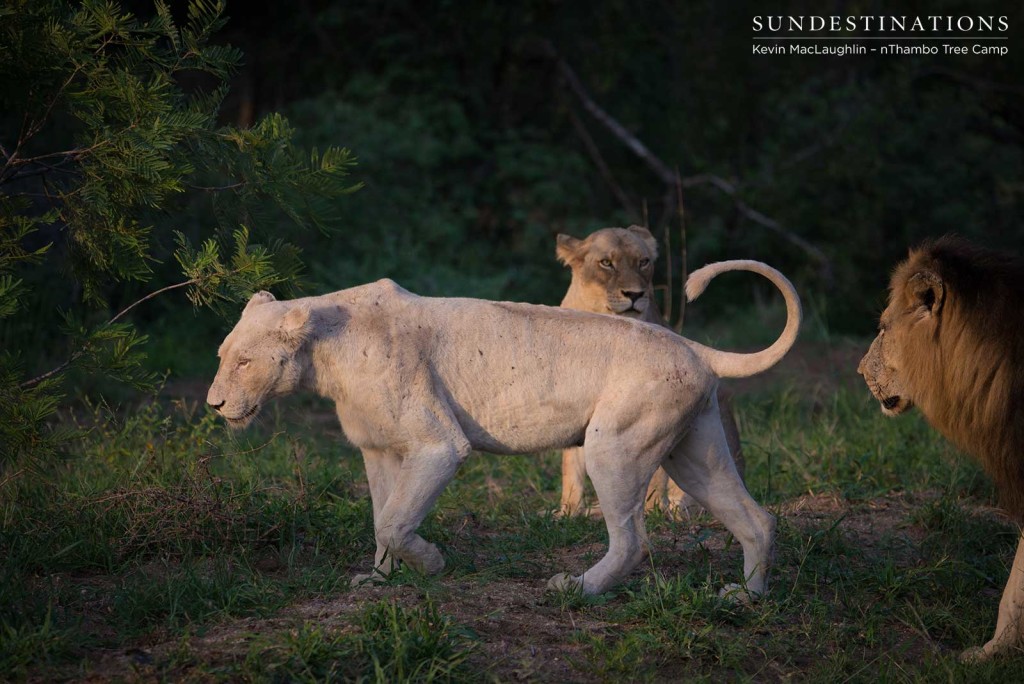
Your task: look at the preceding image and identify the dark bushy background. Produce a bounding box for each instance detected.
[16,0,1024,376]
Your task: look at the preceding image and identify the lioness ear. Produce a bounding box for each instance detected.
[907,270,944,317]
[280,303,311,340]
[243,290,276,315]
[626,225,659,259]
[556,234,583,267]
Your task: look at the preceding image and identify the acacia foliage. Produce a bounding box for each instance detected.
[0,0,359,460]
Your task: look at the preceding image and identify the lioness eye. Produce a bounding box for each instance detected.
[639,258,650,268]
[599,259,613,269]
[237,359,250,368]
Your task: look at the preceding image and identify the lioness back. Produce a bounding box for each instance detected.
[325,280,714,455]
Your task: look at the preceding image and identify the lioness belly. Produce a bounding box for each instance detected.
[447,397,591,455]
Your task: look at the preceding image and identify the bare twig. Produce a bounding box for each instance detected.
[674,171,688,334]
[19,279,198,390]
[546,42,675,186]
[680,173,831,276]
[546,42,832,279]
[186,181,248,192]
[4,161,77,183]
[663,205,673,328]
[106,279,198,325]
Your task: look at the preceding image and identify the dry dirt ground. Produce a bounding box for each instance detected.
[66,488,996,683]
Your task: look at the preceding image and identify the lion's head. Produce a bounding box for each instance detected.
[857,262,948,416]
[207,291,312,429]
[556,225,659,319]
[860,237,1024,522]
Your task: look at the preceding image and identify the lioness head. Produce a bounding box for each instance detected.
[556,225,658,318]
[207,291,312,429]
[858,261,946,417]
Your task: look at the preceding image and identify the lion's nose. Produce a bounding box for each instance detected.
[622,290,644,304]
[208,398,225,412]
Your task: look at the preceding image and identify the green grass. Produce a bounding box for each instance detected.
[228,600,478,682]
[3,340,1024,680]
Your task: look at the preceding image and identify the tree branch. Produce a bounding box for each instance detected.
[546,42,832,280]
[546,41,675,186]
[19,279,198,390]
[186,181,248,192]
[674,171,688,335]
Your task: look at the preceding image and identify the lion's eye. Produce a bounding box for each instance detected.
[237,358,250,369]
[639,258,650,268]
[599,259,613,269]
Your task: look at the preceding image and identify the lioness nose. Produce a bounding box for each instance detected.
[208,398,225,411]
[622,290,644,303]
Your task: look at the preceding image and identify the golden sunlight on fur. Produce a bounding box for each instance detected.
[859,236,1024,662]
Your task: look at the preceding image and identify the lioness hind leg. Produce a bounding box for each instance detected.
[352,440,468,587]
[549,430,667,595]
[961,531,1024,662]
[661,396,775,601]
[650,390,744,518]
[558,447,589,516]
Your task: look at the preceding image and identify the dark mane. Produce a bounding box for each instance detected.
[900,236,1024,518]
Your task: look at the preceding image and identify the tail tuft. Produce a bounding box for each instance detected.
[681,260,802,378]
[685,265,716,302]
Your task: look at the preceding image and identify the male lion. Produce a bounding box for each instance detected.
[859,236,1024,661]
[208,261,800,597]
[556,225,743,515]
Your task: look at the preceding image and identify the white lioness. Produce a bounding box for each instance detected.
[207,262,800,597]
[556,225,743,515]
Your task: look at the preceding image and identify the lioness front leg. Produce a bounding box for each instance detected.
[961,531,1024,662]
[352,440,468,587]
[661,396,775,601]
[352,448,403,584]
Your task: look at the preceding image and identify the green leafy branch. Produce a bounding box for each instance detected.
[19,227,282,391]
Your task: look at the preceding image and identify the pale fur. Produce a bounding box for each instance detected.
[858,236,1024,662]
[208,272,798,597]
[554,226,744,516]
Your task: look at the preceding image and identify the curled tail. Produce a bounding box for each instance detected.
[684,260,802,378]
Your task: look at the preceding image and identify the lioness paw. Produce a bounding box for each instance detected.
[958,639,1020,664]
[547,572,583,593]
[959,646,989,664]
[350,571,388,589]
[417,544,445,575]
[718,583,761,605]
